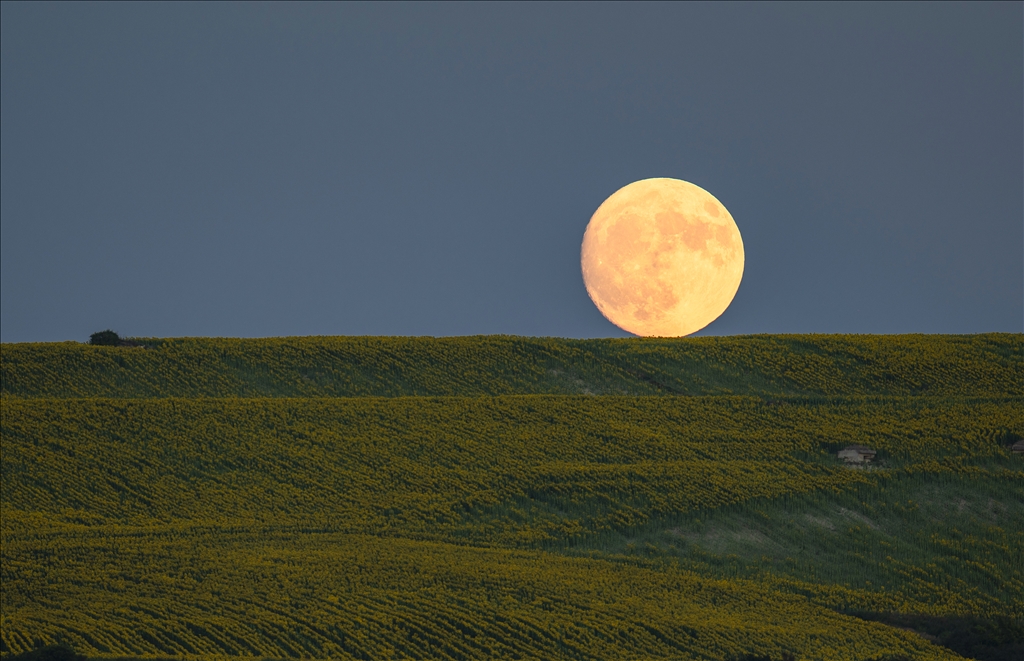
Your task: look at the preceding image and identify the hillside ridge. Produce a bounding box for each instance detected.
[3,333,1022,661]
[3,332,1020,398]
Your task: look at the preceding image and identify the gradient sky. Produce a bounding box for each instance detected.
[2,2,1021,342]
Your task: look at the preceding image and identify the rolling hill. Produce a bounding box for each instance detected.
[3,333,1020,398]
[1,334,1022,661]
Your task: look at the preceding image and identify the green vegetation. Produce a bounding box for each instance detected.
[1,334,1022,660]
[3,333,1020,398]
[87,331,122,347]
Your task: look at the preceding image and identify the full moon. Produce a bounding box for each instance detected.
[581,178,744,337]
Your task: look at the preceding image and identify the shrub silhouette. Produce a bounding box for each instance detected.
[89,330,120,346]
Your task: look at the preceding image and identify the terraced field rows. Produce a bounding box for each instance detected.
[0,531,961,661]
[2,334,1022,660]
[3,396,1020,544]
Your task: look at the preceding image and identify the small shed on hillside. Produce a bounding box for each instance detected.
[1012,440,1024,455]
[838,445,877,464]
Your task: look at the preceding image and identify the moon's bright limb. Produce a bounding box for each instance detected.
[581,178,744,337]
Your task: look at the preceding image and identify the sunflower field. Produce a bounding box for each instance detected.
[1,334,1022,660]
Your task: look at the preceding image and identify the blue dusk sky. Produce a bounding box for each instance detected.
[1,2,1020,341]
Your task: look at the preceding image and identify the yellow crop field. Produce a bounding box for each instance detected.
[1,530,963,661]
[2,335,1023,660]
[2,334,1020,398]
[3,396,1020,540]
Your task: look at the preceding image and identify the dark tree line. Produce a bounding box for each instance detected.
[88,330,142,347]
